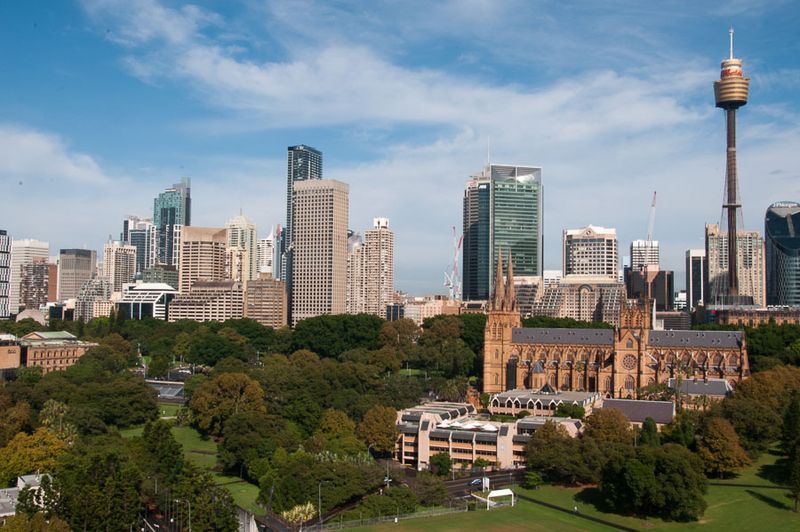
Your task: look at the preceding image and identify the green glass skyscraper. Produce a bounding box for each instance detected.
[462,164,543,301]
[153,177,191,267]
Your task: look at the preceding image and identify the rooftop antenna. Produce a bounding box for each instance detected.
[646,191,657,242]
[487,136,491,166]
[729,26,734,60]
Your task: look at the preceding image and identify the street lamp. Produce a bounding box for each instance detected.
[175,499,191,531]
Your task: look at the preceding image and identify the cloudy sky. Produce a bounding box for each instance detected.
[1,0,799,294]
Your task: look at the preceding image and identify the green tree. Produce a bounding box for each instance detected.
[173,469,239,532]
[526,421,587,484]
[142,420,184,482]
[430,453,452,477]
[600,456,658,515]
[0,512,70,531]
[0,428,67,486]
[583,408,634,446]
[697,417,750,478]
[407,472,447,506]
[523,471,543,489]
[651,444,708,521]
[220,412,300,479]
[0,395,32,447]
[639,417,661,447]
[357,406,398,455]
[173,331,193,363]
[189,372,266,436]
[661,411,696,448]
[783,391,800,456]
[555,403,586,419]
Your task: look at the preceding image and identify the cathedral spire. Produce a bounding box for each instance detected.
[505,249,516,311]
[493,250,505,310]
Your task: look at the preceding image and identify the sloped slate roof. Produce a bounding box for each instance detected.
[601,399,675,425]
[648,330,742,349]
[512,328,614,346]
[668,378,732,397]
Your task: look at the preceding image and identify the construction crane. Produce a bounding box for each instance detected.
[443,226,463,300]
[646,191,657,242]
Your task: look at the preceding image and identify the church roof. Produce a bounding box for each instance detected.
[601,399,675,425]
[648,330,742,349]
[512,328,614,346]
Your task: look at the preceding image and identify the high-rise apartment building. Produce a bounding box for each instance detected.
[225,214,258,282]
[9,239,49,315]
[122,216,156,276]
[364,218,395,317]
[153,178,191,267]
[257,229,275,276]
[19,258,50,311]
[291,180,348,326]
[169,280,244,322]
[685,249,706,309]
[462,165,543,301]
[765,202,800,306]
[0,230,9,319]
[57,249,97,301]
[102,241,137,293]
[346,232,365,314]
[75,277,112,322]
[178,226,227,293]
[281,145,322,282]
[563,226,618,279]
[705,223,765,307]
[630,240,659,269]
[244,275,287,328]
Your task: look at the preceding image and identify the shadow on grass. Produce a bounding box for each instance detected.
[745,489,791,511]
[574,487,615,513]
[756,454,789,486]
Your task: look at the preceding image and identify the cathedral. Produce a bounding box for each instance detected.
[483,253,750,397]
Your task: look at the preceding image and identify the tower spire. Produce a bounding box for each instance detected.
[493,250,505,310]
[729,26,734,60]
[504,250,516,311]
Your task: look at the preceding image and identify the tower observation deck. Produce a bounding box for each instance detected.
[714,28,750,299]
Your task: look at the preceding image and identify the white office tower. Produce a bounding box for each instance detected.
[563,225,619,280]
[122,216,156,276]
[257,229,275,277]
[9,239,49,314]
[291,180,348,326]
[363,218,395,317]
[346,232,365,314]
[705,223,766,307]
[630,240,660,269]
[225,214,258,282]
[102,241,137,293]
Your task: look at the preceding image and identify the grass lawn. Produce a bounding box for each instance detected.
[361,448,800,532]
[351,503,612,531]
[120,422,263,514]
[157,402,182,418]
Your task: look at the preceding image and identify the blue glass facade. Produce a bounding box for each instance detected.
[766,201,800,306]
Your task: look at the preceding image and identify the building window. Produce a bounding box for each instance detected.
[624,376,635,391]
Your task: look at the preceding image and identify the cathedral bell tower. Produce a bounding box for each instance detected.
[483,251,522,393]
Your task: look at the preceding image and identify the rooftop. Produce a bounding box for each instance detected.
[668,378,732,397]
[601,399,675,425]
[648,330,743,349]
[513,327,614,346]
[492,388,600,405]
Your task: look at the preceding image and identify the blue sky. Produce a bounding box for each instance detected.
[1,0,799,294]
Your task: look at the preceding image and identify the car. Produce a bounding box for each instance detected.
[469,478,482,486]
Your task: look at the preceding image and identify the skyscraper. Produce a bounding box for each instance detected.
[225,214,258,282]
[364,218,395,317]
[563,226,619,279]
[57,249,97,301]
[19,258,51,311]
[9,239,49,315]
[257,229,276,277]
[153,178,191,267]
[122,216,156,276]
[0,230,9,319]
[705,223,765,307]
[281,145,322,282]
[765,201,800,306]
[462,164,543,301]
[102,241,137,293]
[346,231,365,314]
[177,226,227,293]
[630,240,659,269]
[685,249,706,309]
[291,179,348,326]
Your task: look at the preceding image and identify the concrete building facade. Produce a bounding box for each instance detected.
[102,241,137,293]
[57,249,97,302]
[705,223,766,307]
[363,218,395,317]
[686,249,706,310]
[244,275,287,329]
[177,226,227,293]
[225,214,258,282]
[290,179,348,326]
[257,230,275,277]
[168,280,244,322]
[8,239,49,315]
[19,258,50,311]
[563,226,618,279]
[0,231,10,319]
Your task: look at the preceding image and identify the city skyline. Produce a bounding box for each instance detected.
[2,2,799,294]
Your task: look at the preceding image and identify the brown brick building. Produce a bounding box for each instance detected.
[483,253,750,398]
[20,331,96,374]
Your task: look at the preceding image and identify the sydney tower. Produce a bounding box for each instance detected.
[713,28,750,298]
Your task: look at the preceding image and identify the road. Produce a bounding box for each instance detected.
[444,469,526,497]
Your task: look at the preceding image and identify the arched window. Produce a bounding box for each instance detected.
[626,339,633,348]
[495,349,499,360]
[604,376,612,391]
[624,376,635,391]
[562,374,571,389]
[646,377,655,387]
[493,373,499,385]
[549,374,557,387]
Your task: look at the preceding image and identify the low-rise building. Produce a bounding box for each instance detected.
[0,334,21,380]
[395,402,583,471]
[488,386,600,417]
[600,399,675,427]
[116,283,178,320]
[0,474,51,520]
[19,331,96,374]
[668,377,732,409]
[168,280,244,322]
